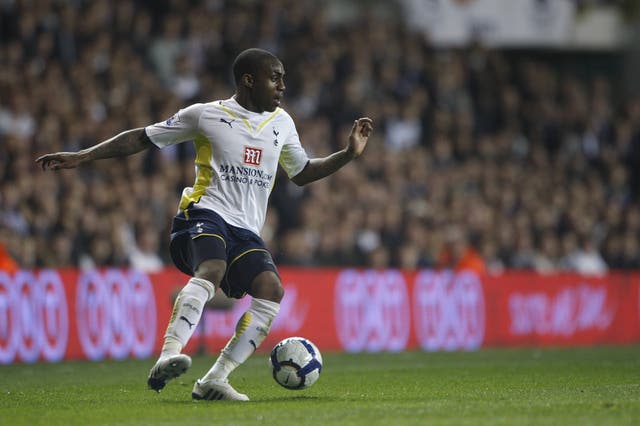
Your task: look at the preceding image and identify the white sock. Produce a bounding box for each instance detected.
[160,277,215,359]
[202,298,280,381]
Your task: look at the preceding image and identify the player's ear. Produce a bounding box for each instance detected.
[242,74,254,89]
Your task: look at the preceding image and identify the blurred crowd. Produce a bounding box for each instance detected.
[1,0,640,275]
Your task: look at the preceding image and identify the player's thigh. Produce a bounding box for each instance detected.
[194,258,226,288]
[225,249,283,302]
[248,270,284,303]
[190,235,228,285]
[170,232,227,286]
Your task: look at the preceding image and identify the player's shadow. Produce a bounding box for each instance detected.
[162,395,345,404]
[254,395,345,403]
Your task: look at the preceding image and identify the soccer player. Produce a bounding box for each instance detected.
[36,48,373,401]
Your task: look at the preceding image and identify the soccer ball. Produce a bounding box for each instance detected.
[269,337,323,390]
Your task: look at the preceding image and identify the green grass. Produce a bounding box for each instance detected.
[1,346,639,425]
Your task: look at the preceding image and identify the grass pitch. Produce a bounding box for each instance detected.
[1,346,639,425]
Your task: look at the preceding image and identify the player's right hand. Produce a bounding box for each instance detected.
[36,152,83,170]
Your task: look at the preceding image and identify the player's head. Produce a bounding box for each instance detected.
[233,48,285,113]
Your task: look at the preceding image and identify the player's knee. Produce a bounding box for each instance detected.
[249,271,284,303]
[270,282,285,303]
[194,259,226,288]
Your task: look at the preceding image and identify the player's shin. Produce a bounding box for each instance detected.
[203,298,280,380]
[161,277,215,358]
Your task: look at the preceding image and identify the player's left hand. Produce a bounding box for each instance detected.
[347,117,373,158]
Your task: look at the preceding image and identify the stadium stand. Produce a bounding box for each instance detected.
[1,0,639,273]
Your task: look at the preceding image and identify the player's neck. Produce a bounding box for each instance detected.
[233,93,263,114]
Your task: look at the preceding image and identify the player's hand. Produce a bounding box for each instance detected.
[35,152,84,170]
[347,117,373,159]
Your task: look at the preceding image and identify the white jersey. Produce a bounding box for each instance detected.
[145,97,309,235]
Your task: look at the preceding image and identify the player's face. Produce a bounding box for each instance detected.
[252,59,285,112]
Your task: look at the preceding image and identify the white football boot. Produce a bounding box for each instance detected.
[147,354,192,392]
[191,378,250,401]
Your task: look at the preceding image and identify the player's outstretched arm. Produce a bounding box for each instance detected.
[291,117,373,186]
[36,128,153,171]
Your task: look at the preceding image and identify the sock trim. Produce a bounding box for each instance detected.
[250,298,280,316]
[190,277,216,301]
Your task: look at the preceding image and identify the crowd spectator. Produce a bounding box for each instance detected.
[1,0,639,276]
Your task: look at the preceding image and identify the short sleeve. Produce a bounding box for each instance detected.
[279,120,309,179]
[145,103,205,148]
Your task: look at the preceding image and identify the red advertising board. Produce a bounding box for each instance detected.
[0,268,639,364]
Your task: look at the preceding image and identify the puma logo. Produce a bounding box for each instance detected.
[179,316,195,329]
[220,118,235,128]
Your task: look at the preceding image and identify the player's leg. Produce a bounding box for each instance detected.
[148,229,227,392]
[202,270,283,379]
[159,259,225,357]
[147,270,220,392]
[193,251,283,401]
